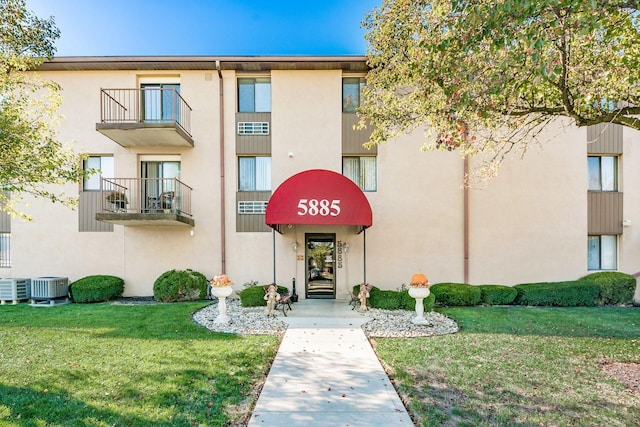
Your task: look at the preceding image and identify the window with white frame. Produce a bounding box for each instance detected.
[83,156,114,191]
[588,156,617,191]
[588,235,617,270]
[238,157,271,191]
[0,232,10,268]
[238,78,271,113]
[342,77,365,113]
[343,156,377,192]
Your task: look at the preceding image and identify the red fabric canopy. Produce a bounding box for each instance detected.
[265,169,373,230]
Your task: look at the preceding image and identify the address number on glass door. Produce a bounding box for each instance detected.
[297,199,341,217]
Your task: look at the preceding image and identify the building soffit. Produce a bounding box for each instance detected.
[37,56,369,72]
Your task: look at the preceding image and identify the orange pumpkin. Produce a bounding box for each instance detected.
[410,272,430,287]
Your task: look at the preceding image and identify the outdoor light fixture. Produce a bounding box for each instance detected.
[343,242,349,253]
[292,241,298,251]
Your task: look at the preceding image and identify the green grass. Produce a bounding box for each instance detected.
[374,307,640,427]
[0,302,279,426]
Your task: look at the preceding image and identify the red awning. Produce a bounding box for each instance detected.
[266,169,372,231]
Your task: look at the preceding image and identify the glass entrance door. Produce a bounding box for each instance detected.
[305,234,336,299]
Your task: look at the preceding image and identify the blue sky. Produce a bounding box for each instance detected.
[26,0,380,57]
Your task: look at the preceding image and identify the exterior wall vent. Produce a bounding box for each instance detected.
[238,201,268,214]
[237,122,269,135]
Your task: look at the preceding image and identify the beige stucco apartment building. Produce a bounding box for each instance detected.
[3,56,639,302]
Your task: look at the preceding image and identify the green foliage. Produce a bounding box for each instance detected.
[361,0,640,180]
[69,275,124,303]
[478,285,518,305]
[580,271,636,305]
[431,283,482,307]
[153,269,208,302]
[355,285,435,312]
[0,0,91,220]
[375,306,640,426]
[0,302,279,426]
[514,280,599,307]
[239,285,289,307]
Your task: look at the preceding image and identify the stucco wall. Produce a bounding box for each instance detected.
[9,65,640,301]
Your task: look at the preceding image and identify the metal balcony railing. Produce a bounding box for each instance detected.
[100,178,193,216]
[99,88,192,136]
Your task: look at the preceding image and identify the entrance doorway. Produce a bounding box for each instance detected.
[305,234,336,299]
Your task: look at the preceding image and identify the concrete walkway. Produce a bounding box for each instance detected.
[248,299,414,427]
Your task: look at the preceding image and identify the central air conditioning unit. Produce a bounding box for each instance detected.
[0,278,31,304]
[30,277,69,300]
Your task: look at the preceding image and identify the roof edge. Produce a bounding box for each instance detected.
[37,55,370,72]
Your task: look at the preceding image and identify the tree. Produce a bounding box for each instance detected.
[360,0,640,177]
[0,0,91,219]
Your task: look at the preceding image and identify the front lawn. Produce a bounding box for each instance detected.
[374,306,640,426]
[0,302,279,426]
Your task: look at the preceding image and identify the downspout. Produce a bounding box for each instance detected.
[463,156,469,283]
[216,60,226,274]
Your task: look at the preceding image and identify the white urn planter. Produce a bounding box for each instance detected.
[408,286,432,325]
[211,286,233,324]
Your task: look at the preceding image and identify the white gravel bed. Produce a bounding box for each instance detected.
[193,299,459,337]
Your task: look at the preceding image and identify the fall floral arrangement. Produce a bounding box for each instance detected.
[210,274,233,287]
[409,272,430,288]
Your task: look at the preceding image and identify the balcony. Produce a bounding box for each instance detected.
[95,178,194,227]
[96,88,193,147]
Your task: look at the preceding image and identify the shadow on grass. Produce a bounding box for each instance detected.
[438,306,640,339]
[0,368,243,426]
[401,377,638,427]
[0,301,240,341]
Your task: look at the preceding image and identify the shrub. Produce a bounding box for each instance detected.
[239,284,289,307]
[514,280,599,307]
[430,283,482,306]
[580,272,636,305]
[357,285,435,312]
[153,269,208,302]
[478,285,518,305]
[70,275,124,303]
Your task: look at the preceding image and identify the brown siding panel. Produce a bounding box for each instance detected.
[587,192,623,235]
[342,113,376,155]
[236,112,271,154]
[587,123,623,154]
[236,191,271,232]
[80,192,114,232]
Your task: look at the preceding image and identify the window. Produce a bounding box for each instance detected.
[588,235,617,270]
[343,77,365,113]
[0,232,9,268]
[141,83,180,122]
[140,159,180,212]
[83,156,114,191]
[588,156,617,191]
[343,156,377,191]
[238,78,271,113]
[238,157,271,191]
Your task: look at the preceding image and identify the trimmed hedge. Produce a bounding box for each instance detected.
[239,284,289,307]
[430,283,482,306]
[478,285,518,305]
[153,269,208,302]
[354,285,435,312]
[376,288,434,312]
[580,272,636,305]
[70,275,124,303]
[514,280,599,307]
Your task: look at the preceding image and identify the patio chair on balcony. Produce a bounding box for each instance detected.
[147,191,176,213]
